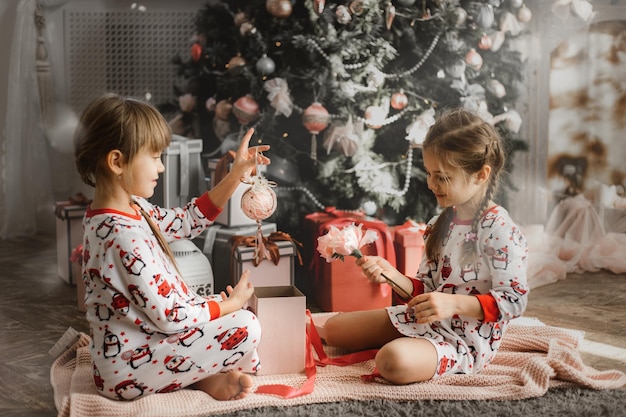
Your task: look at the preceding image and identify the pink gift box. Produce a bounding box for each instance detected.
[232,240,296,287]
[248,286,306,375]
[394,222,426,278]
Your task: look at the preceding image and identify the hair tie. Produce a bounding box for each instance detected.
[464,231,477,243]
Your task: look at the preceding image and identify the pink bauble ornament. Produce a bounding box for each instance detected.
[302,102,330,134]
[227,55,246,70]
[266,0,292,18]
[233,95,260,125]
[478,33,492,50]
[390,91,408,110]
[364,105,386,129]
[302,102,330,160]
[465,48,483,71]
[241,176,277,221]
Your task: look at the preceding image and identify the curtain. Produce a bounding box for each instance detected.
[0,0,52,238]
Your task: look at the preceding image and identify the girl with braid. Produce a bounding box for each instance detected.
[324,108,529,384]
[74,93,270,401]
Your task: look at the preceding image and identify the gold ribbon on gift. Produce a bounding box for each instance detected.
[230,231,303,267]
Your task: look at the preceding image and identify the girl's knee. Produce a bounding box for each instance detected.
[375,339,437,384]
[320,314,343,347]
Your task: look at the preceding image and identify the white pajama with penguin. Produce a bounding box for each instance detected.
[386,206,529,377]
[81,196,261,401]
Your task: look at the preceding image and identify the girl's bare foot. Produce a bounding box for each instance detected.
[193,371,254,400]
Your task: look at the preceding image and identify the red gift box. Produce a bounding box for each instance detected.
[393,220,426,278]
[303,207,396,312]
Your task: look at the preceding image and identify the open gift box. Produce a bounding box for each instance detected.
[248,286,306,375]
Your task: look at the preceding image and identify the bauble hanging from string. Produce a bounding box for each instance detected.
[313,0,325,15]
[478,33,492,50]
[266,0,293,18]
[227,55,246,71]
[241,176,277,222]
[241,170,278,266]
[256,54,276,76]
[302,102,330,160]
[390,91,408,110]
[517,4,532,23]
[191,42,202,62]
[233,95,260,125]
[465,48,483,71]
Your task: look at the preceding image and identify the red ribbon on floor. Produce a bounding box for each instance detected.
[254,310,379,398]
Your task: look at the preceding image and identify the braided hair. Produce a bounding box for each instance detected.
[422,108,505,264]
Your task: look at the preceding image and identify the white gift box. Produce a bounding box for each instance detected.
[232,240,296,288]
[203,223,277,292]
[207,158,267,227]
[248,286,306,375]
[55,201,87,285]
[152,136,206,208]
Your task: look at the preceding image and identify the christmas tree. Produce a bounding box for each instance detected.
[160,0,530,236]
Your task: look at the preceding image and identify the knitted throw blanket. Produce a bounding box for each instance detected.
[51,320,626,417]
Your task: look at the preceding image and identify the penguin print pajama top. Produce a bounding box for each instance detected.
[81,194,261,401]
[386,205,529,378]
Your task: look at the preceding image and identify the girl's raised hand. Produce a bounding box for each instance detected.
[232,128,271,178]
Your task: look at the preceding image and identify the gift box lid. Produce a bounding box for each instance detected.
[213,222,277,239]
[54,201,88,220]
[163,136,202,155]
[233,240,296,263]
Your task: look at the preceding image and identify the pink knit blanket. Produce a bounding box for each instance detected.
[51,319,626,417]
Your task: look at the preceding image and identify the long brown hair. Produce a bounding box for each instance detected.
[422,108,505,263]
[74,93,179,270]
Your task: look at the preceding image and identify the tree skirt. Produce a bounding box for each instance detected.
[51,317,626,417]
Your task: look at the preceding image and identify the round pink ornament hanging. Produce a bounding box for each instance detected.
[302,102,330,160]
[241,176,277,221]
[241,173,278,265]
[233,95,260,125]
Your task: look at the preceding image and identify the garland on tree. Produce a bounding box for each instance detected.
[160,0,533,234]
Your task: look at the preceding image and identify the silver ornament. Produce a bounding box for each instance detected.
[256,54,276,75]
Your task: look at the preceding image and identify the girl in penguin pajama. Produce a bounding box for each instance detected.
[74,93,270,401]
[323,108,529,385]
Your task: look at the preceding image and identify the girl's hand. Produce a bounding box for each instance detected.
[406,292,457,324]
[219,270,255,314]
[406,292,484,324]
[356,255,394,284]
[231,128,271,179]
